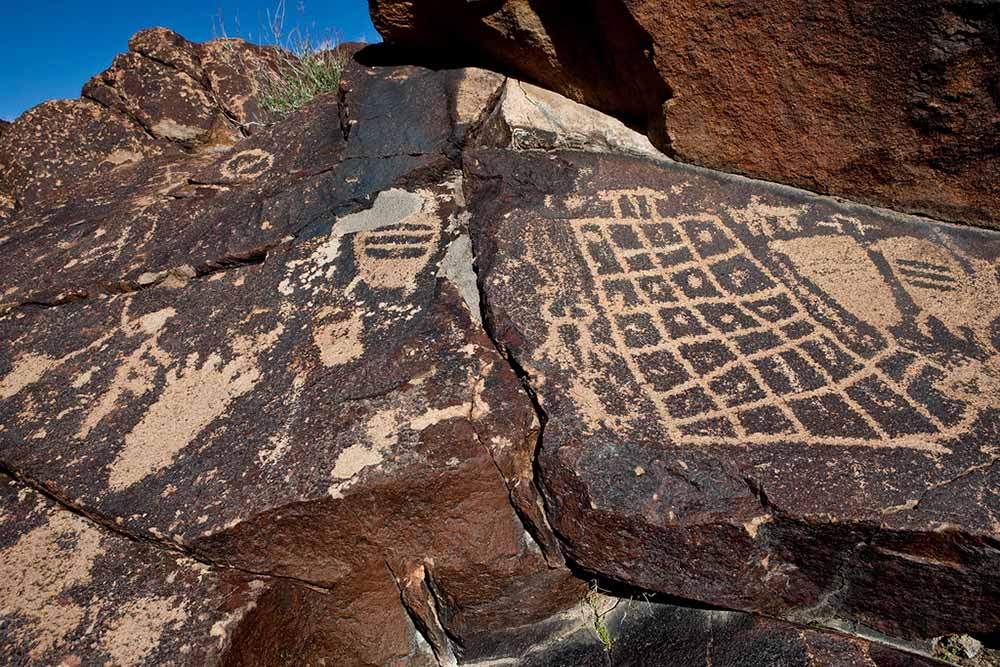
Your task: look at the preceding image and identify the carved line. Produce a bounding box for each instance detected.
[559,189,967,450]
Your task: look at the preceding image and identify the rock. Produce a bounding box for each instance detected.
[0,119,13,225]
[937,635,985,660]
[370,0,1000,230]
[122,27,286,133]
[0,29,290,221]
[467,143,1000,639]
[4,25,998,665]
[477,79,662,160]
[600,599,949,667]
[0,475,271,664]
[0,98,168,213]
[491,592,948,666]
[81,28,276,149]
[0,41,583,664]
[0,57,502,312]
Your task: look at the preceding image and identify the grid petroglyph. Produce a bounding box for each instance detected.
[529,187,1000,452]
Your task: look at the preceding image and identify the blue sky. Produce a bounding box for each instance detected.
[0,0,379,121]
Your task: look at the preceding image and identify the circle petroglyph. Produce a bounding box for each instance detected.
[219,148,274,181]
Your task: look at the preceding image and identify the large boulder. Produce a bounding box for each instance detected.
[2,25,997,666]
[0,36,587,665]
[82,28,283,149]
[467,141,1000,639]
[370,0,1000,230]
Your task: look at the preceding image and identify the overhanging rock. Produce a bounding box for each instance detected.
[370,0,1000,230]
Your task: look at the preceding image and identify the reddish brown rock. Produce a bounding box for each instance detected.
[371,0,1000,230]
[0,120,14,226]
[0,475,270,665]
[125,27,286,133]
[0,57,501,311]
[81,28,288,150]
[84,51,231,145]
[467,146,1000,640]
[0,176,581,661]
[0,98,167,213]
[6,24,996,664]
[0,29,289,223]
[0,44,583,661]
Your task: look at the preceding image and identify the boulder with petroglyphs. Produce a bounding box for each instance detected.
[1,24,998,667]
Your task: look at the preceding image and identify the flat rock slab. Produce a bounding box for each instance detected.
[0,475,267,665]
[467,148,1000,639]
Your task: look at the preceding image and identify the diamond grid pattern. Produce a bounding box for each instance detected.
[560,189,962,449]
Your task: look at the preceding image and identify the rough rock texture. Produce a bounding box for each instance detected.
[0,98,169,214]
[0,45,498,311]
[3,25,999,666]
[488,593,948,666]
[600,600,949,667]
[82,27,282,148]
[370,0,1000,230]
[468,143,1000,640]
[0,475,271,664]
[0,27,284,222]
[477,79,663,160]
[0,36,587,665]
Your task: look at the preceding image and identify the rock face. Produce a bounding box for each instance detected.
[489,592,949,666]
[370,0,1000,230]
[82,27,282,148]
[0,27,279,219]
[0,33,584,666]
[468,146,1000,639]
[0,476,272,664]
[1,25,996,667]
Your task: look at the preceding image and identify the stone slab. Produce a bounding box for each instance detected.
[0,475,266,665]
[467,147,1000,639]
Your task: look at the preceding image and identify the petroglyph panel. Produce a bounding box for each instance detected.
[0,179,462,545]
[469,149,1000,636]
[504,186,999,451]
[0,172,577,650]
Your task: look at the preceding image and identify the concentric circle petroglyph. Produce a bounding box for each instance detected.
[219,148,274,181]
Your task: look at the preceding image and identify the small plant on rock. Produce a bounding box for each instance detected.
[586,581,617,652]
[256,38,343,115]
[215,0,344,117]
[255,1,343,115]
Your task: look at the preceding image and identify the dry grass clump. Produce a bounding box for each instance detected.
[215,0,344,117]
